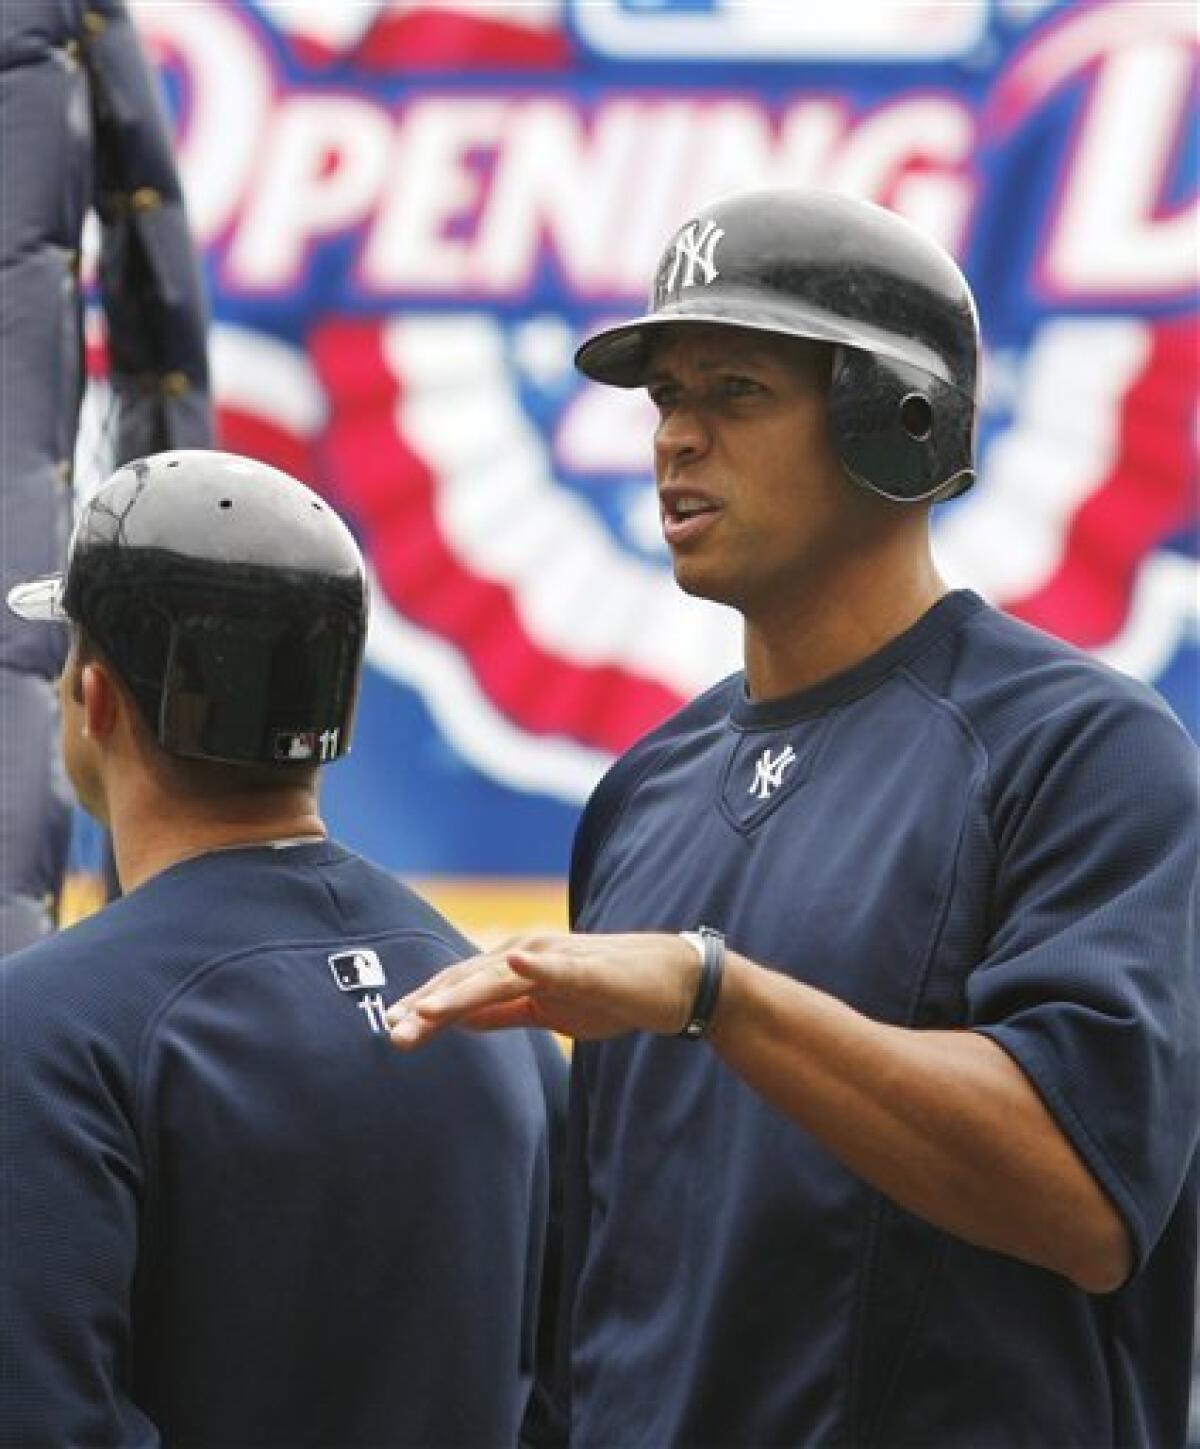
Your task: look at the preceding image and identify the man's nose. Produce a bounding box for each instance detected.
[653,398,710,470]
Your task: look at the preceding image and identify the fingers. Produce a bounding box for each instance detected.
[446,999,542,1033]
[386,941,516,1020]
[505,943,567,984]
[420,960,531,1021]
[385,930,695,1048]
[387,948,538,1048]
[388,952,497,1015]
[389,995,541,1049]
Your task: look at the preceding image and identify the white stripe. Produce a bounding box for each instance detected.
[210,325,327,437]
[383,313,740,698]
[364,567,611,804]
[934,319,1149,602]
[1093,552,1200,682]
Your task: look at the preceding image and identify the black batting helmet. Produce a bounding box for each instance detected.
[6,450,367,767]
[575,187,980,503]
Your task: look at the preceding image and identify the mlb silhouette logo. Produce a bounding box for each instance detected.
[328,948,387,992]
[274,730,317,762]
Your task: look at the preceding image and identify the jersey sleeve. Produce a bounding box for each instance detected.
[568,753,640,928]
[967,694,1199,1273]
[0,986,160,1447]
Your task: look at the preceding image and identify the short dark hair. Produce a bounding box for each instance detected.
[71,627,320,799]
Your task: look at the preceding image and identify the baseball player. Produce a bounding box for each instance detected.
[387,189,1199,1445]
[0,451,564,1447]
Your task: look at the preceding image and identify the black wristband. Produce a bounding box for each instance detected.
[678,926,726,1040]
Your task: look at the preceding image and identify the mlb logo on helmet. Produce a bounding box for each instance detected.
[328,948,387,992]
[274,730,317,762]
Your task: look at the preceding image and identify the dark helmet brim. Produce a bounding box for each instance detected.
[6,574,68,623]
[575,292,951,390]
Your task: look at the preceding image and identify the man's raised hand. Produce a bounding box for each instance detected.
[386,932,702,1046]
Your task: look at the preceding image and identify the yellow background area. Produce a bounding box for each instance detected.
[61,871,568,947]
[412,877,569,945]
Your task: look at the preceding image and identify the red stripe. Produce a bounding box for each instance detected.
[1006,319,1197,647]
[286,35,340,69]
[85,330,108,381]
[311,320,684,753]
[357,12,569,71]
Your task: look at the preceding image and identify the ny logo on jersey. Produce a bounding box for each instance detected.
[749,744,796,801]
[663,218,724,293]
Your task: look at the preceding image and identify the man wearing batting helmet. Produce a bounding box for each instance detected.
[0,450,565,1447]
[389,188,1199,1446]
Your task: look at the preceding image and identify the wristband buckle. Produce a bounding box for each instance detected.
[678,926,726,1040]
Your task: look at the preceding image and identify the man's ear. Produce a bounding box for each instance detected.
[79,661,121,741]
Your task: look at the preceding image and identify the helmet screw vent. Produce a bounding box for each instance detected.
[899,393,933,442]
[219,499,233,510]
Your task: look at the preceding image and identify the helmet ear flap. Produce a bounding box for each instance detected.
[827,347,975,503]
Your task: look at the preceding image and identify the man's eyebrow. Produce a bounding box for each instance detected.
[645,350,769,382]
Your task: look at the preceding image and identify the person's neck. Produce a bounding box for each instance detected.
[742,548,949,703]
[109,791,326,894]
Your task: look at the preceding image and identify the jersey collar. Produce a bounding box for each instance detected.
[730,589,985,730]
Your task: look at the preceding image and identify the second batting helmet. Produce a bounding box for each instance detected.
[6,450,367,766]
[575,187,980,503]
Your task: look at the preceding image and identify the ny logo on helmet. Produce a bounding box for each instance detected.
[663,219,724,294]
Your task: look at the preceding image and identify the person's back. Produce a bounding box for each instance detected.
[0,449,560,1447]
[4,841,549,1446]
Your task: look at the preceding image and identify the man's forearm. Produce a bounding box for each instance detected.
[711,950,1133,1294]
[387,931,1134,1291]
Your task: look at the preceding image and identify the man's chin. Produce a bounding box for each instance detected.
[672,560,739,610]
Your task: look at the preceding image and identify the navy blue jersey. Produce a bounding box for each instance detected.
[1,839,560,1448]
[565,591,1199,1448]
